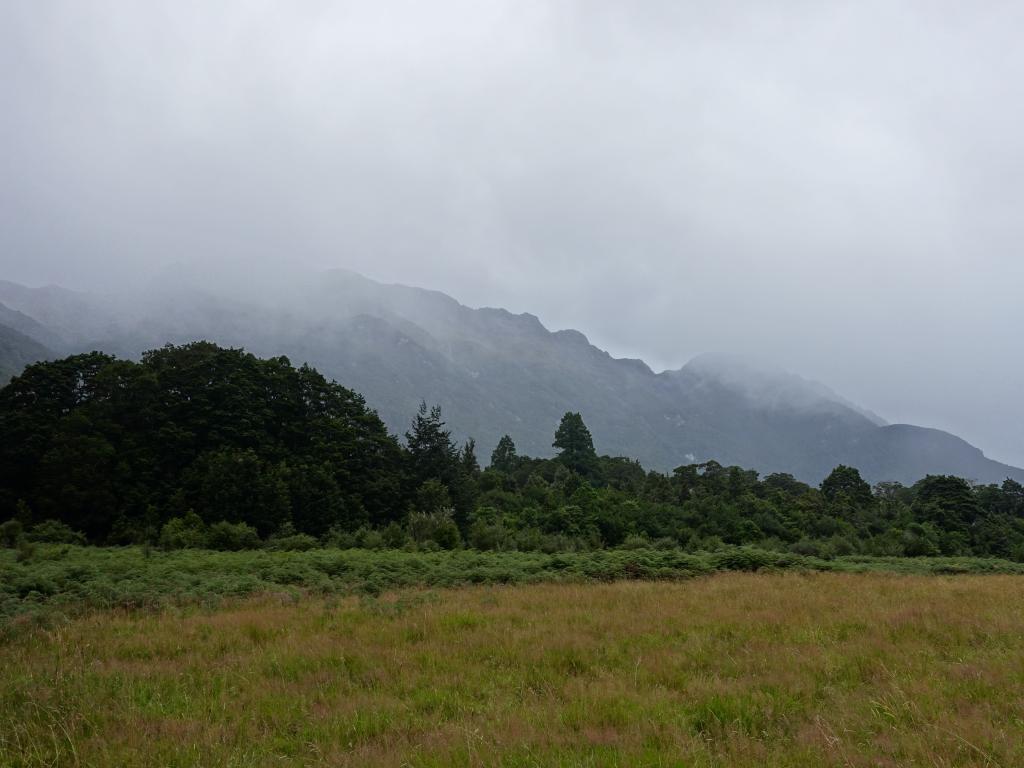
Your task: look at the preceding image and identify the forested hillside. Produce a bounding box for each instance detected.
[0,321,51,386]
[2,343,1022,560]
[0,271,1020,485]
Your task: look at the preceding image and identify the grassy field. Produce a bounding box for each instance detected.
[2,572,1024,766]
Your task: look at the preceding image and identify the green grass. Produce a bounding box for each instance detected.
[3,544,1023,635]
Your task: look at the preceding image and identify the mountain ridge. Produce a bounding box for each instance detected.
[0,270,1019,486]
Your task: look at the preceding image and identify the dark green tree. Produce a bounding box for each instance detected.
[821,465,874,508]
[405,402,476,532]
[460,438,481,476]
[0,343,406,540]
[406,402,458,484]
[490,435,518,473]
[912,475,980,533]
[553,412,597,475]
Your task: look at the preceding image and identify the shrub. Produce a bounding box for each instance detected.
[620,534,652,550]
[829,535,856,557]
[468,519,511,551]
[266,523,319,551]
[323,526,357,549]
[207,521,261,551]
[408,509,462,550]
[15,540,36,563]
[902,523,940,557]
[159,511,209,550]
[790,538,828,558]
[512,527,545,552]
[26,520,87,545]
[381,522,409,549]
[539,533,577,554]
[267,533,319,551]
[712,547,778,572]
[0,520,23,548]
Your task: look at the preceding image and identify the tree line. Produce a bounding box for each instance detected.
[1,342,1023,558]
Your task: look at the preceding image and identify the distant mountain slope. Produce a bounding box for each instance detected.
[0,302,65,350]
[0,281,120,348]
[0,321,53,385]
[0,269,1020,486]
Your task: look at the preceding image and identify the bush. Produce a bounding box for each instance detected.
[359,529,385,551]
[267,533,319,551]
[790,538,829,558]
[620,534,652,550]
[159,512,209,550]
[651,537,680,550]
[539,533,578,554]
[15,540,36,563]
[381,522,409,549]
[26,520,87,545]
[207,521,261,551]
[468,519,511,551]
[0,520,23,548]
[323,527,357,549]
[712,547,778,572]
[829,535,856,557]
[512,527,545,552]
[266,523,319,551]
[902,523,940,557]
[408,509,462,550]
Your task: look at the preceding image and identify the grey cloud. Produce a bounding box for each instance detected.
[1,1,1022,465]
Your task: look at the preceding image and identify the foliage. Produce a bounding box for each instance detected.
[820,464,873,507]
[25,519,86,545]
[490,434,518,474]
[158,511,208,550]
[407,509,462,550]
[266,523,319,552]
[0,520,22,548]
[3,344,1024,562]
[207,520,261,551]
[552,411,597,475]
[0,343,405,540]
[2,544,1023,632]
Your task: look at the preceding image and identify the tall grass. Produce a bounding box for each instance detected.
[2,574,1024,766]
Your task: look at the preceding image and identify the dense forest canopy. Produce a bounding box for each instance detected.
[2,343,1023,559]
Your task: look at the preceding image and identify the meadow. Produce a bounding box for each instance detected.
[2,554,1024,766]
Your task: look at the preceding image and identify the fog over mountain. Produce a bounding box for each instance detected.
[0,268,1020,486]
[2,3,1023,467]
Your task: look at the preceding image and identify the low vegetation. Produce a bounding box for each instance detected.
[3,544,1023,635]
[3,573,1024,766]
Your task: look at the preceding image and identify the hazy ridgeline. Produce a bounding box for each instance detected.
[2,269,1021,489]
[2,342,1023,564]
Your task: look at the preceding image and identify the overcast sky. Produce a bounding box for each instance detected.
[2,1,1023,466]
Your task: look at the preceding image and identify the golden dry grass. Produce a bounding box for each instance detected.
[2,572,1024,766]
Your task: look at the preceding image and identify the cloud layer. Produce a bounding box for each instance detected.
[2,1,1023,465]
